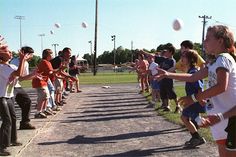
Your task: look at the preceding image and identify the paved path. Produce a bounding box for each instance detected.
[3,84,218,157]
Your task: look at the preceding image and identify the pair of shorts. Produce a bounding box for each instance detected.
[159,82,176,99]
[182,102,206,121]
[225,116,236,151]
[36,86,50,102]
[150,80,160,90]
[54,78,63,92]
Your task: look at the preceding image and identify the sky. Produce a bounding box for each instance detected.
[1,0,236,57]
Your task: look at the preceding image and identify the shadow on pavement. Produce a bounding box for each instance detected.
[92,145,185,157]
[38,127,186,145]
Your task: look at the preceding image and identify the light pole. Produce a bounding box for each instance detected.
[111,35,116,65]
[38,34,45,52]
[88,41,93,65]
[14,15,25,48]
[52,43,59,57]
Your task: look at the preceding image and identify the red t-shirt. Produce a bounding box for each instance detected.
[32,59,53,88]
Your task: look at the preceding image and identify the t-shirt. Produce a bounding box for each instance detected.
[32,59,53,88]
[10,57,29,88]
[50,56,64,69]
[69,62,79,76]
[207,53,236,140]
[0,64,17,98]
[185,67,203,96]
[155,56,175,85]
[148,61,159,76]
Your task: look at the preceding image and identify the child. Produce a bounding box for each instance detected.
[146,54,160,108]
[32,49,54,118]
[0,40,29,156]
[178,50,206,148]
[69,55,82,93]
[156,25,236,157]
[137,53,149,93]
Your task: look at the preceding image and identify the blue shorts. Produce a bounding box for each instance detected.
[150,80,160,90]
[182,102,206,120]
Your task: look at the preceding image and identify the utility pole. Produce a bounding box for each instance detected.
[111,35,116,65]
[52,43,59,57]
[14,15,25,48]
[199,15,212,59]
[93,0,98,76]
[38,34,45,52]
[88,41,93,65]
[131,40,133,62]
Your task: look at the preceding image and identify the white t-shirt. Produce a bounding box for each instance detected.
[207,53,236,140]
[0,64,18,98]
[148,61,159,76]
[10,57,29,88]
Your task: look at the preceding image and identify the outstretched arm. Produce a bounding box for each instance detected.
[156,67,208,82]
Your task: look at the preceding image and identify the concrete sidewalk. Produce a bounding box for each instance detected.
[2,84,218,157]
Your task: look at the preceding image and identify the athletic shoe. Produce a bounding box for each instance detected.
[19,123,36,130]
[34,112,47,119]
[0,148,10,156]
[184,137,206,148]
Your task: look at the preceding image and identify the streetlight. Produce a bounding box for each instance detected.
[14,15,25,48]
[88,41,93,65]
[38,34,45,52]
[52,43,59,57]
[111,35,116,65]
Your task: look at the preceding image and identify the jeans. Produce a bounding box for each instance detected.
[0,97,17,148]
[47,79,56,108]
[14,87,31,124]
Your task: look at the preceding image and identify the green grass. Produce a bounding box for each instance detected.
[20,72,138,88]
[21,72,213,142]
[144,85,213,142]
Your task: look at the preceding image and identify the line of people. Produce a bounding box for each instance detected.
[0,37,83,156]
[132,25,236,157]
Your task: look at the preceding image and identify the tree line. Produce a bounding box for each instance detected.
[9,41,217,67]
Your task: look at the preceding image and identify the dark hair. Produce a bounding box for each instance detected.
[70,55,76,60]
[21,46,34,54]
[183,50,198,68]
[42,49,53,59]
[180,40,193,49]
[62,47,71,56]
[165,44,175,55]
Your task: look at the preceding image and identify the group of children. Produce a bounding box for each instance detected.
[0,37,83,156]
[134,25,236,157]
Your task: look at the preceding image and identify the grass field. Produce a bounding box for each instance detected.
[20,71,213,142]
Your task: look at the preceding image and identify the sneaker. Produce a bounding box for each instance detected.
[52,106,62,111]
[10,142,22,146]
[162,106,171,112]
[0,148,10,156]
[77,90,82,93]
[145,101,155,108]
[184,137,206,148]
[19,123,36,130]
[44,110,54,116]
[174,106,182,113]
[34,112,47,119]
